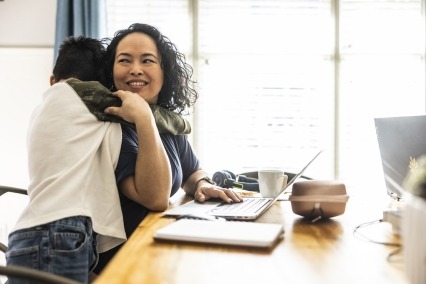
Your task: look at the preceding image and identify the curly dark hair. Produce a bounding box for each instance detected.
[102,23,198,114]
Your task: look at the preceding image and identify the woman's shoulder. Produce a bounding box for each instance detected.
[160,133,191,149]
[160,133,188,142]
[121,123,136,133]
[121,125,189,145]
[120,124,138,144]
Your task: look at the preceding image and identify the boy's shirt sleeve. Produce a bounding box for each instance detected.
[66,78,191,135]
[150,105,191,135]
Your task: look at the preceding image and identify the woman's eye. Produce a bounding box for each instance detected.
[118,58,130,63]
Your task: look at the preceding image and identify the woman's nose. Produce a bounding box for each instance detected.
[130,63,144,75]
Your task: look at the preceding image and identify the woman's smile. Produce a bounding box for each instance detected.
[127,80,147,89]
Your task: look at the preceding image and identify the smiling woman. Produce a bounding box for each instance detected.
[94,23,244,275]
[113,33,164,104]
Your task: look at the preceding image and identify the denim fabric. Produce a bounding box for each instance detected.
[6,216,98,284]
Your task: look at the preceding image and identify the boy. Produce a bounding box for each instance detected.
[5,36,189,283]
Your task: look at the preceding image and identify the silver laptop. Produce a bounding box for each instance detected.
[374,115,426,200]
[154,219,284,248]
[165,150,323,220]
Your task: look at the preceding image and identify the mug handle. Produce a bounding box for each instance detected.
[280,174,289,190]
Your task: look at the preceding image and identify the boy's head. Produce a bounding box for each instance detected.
[50,36,105,85]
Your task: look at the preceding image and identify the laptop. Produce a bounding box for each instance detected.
[165,150,323,220]
[154,219,284,248]
[374,115,426,200]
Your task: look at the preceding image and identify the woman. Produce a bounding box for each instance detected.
[94,23,243,273]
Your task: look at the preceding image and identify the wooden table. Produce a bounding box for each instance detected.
[95,185,408,284]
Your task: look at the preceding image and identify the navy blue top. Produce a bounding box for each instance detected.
[115,124,200,236]
[95,124,200,273]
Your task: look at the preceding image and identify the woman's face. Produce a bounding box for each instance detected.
[113,32,164,104]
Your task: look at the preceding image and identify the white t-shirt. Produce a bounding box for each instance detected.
[13,81,126,253]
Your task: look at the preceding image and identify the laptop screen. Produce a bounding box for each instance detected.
[374,115,426,200]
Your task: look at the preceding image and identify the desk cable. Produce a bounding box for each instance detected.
[353,218,402,262]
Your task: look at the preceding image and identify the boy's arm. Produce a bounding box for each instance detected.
[67,79,191,135]
[150,105,191,135]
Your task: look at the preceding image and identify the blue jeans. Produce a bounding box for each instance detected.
[6,216,98,284]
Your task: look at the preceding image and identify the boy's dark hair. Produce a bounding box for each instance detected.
[53,36,106,82]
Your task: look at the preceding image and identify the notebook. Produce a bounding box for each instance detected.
[374,115,426,200]
[165,150,323,220]
[154,219,284,248]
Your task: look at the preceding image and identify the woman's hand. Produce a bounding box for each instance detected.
[183,169,244,204]
[194,183,244,203]
[104,90,151,123]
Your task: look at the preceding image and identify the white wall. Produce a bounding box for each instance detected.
[0,1,56,273]
[0,0,56,47]
[0,0,56,188]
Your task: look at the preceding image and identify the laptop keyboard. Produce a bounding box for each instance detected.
[210,198,271,214]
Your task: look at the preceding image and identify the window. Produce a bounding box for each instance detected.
[107,0,425,189]
[338,0,425,187]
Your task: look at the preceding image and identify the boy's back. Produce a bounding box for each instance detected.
[6,36,126,284]
[23,79,126,250]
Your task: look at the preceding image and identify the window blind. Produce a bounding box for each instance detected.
[106,0,426,188]
[195,0,334,177]
[338,0,424,186]
[106,0,191,54]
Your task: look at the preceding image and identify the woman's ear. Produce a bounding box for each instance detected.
[49,75,55,86]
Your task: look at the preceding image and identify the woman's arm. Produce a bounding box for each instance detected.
[105,90,172,211]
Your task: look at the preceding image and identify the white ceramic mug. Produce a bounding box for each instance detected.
[258,170,288,198]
